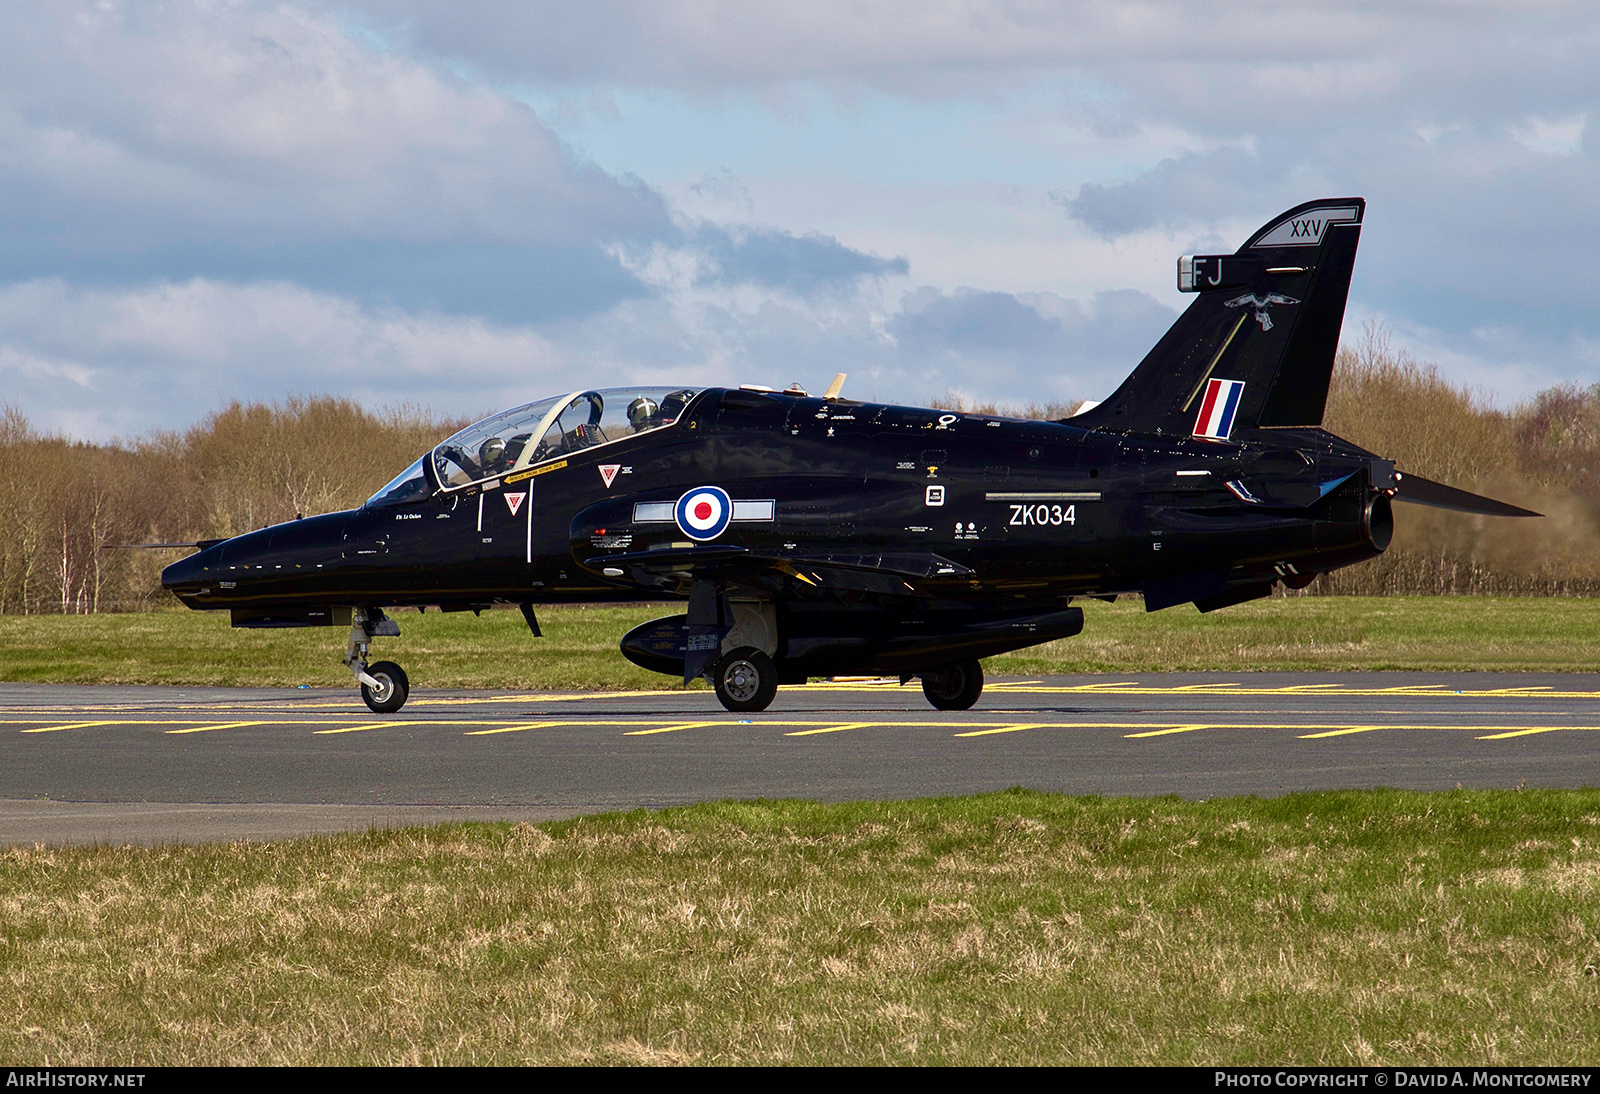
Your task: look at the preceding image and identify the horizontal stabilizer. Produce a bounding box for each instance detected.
[1393,473,1540,518]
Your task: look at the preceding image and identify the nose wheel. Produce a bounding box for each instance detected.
[343,608,410,713]
[360,660,410,713]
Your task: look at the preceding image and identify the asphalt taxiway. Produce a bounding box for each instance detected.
[2,672,1597,845]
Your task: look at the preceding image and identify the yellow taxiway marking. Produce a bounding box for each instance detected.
[20,719,136,734]
[623,721,727,736]
[935,722,1055,738]
[4,680,1597,722]
[944,721,1600,740]
[470,719,813,737]
[1303,724,1600,739]
[954,721,1190,738]
[311,719,556,735]
[7,717,317,734]
[1122,724,1214,738]
[888,683,1595,699]
[293,689,687,710]
[13,719,274,734]
[460,721,569,736]
[7,715,1600,740]
[785,721,882,737]
[1475,726,1580,740]
[1296,726,1388,738]
[165,720,275,735]
[311,721,410,735]
[1292,724,1600,739]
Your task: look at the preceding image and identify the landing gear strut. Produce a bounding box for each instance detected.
[344,608,409,713]
[921,660,984,711]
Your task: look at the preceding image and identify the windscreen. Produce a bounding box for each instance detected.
[365,455,432,507]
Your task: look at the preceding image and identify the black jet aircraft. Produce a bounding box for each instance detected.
[162,198,1536,714]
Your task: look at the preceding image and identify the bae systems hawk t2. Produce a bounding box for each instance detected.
[162,198,1536,713]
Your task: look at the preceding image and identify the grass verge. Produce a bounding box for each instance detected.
[1,596,1598,688]
[3,789,1599,1065]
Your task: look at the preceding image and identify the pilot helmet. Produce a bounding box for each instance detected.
[627,396,661,431]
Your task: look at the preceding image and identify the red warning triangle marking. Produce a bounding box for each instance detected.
[504,491,527,516]
[598,464,621,488]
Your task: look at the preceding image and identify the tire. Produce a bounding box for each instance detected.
[712,647,779,713]
[922,660,983,711]
[361,660,410,714]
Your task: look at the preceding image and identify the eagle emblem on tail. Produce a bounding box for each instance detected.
[1225,292,1299,331]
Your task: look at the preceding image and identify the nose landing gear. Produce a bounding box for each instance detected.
[360,660,410,714]
[344,608,410,713]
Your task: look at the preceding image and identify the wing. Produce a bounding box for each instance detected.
[582,543,973,597]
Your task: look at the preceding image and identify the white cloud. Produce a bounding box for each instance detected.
[0,2,668,252]
[0,345,95,388]
[3,0,1598,438]
[1512,113,1587,157]
[346,1,1456,89]
[0,278,563,436]
[0,269,1183,439]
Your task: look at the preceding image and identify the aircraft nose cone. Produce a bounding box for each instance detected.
[161,543,222,601]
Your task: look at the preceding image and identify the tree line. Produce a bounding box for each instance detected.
[3,333,1598,613]
[0,399,465,613]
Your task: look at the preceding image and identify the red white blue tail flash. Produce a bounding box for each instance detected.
[1193,378,1245,440]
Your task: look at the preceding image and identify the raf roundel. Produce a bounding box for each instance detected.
[674,486,733,541]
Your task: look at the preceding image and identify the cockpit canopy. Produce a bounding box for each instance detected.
[365,387,702,507]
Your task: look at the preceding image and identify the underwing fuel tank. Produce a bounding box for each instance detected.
[622,606,1085,680]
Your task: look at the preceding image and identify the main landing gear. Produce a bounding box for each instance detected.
[712,647,779,713]
[704,651,987,714]
[920,660,984,711]
[344,608,409,713]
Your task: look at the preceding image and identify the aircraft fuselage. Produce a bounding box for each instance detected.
[163,388,1393,620]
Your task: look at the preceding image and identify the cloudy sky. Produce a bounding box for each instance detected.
[2,1,1596,439]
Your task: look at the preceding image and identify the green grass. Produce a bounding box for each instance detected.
[0,603,684,690]
[996,595,1600,674]
[3,790,1599,1065]
[0,596,1598,688]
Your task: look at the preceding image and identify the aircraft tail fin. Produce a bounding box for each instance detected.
[1070,198,1365,437]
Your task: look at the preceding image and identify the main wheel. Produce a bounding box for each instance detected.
[361,660,410,714]
[922,660,983,711]
[712,647,778,713]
